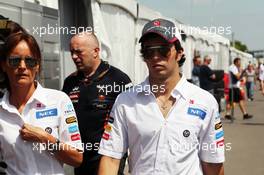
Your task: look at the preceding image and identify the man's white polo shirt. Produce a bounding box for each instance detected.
[0,83,83,175]
[99,76,225,175]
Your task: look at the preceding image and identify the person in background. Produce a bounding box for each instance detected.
[62,32,131,175]
[199,55,216,94]
[258,62,264,95]
[0,32,83,175]
[225,57,253,120]
[191,55,202,86]
[245,64,256,101]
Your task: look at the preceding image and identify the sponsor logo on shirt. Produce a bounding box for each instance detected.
[187,107,206,120]
[215,122,223,130]
[36,108,58,119]
[216,139,225,147]
[66,116,77,124]
[215,114,221,120]
[68,125,79,133]
[108,117,114,123]
[189,99,194,104]
[183,130,190,137]
[66,103,74,110]
[215,131,224,140]
[102,132,110,140]
[71,133,81,141]
[36,103,43,108]
[45,127,52,134]
[104,124,112,132]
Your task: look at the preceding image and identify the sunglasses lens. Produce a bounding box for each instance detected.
[8,57,21,67]
[143,49,154,59]
[143,46,171,60]
[8,56,38,68]
[159,47,170,57]
[25,57,38,67]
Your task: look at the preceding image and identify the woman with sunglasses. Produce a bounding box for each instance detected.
[0,17,28,98]
[0,32,83,175]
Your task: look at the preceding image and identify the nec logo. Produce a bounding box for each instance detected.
[36,108,58,119]
[187,107,206,120]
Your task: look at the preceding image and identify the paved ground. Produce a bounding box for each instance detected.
[223,89,264,175]
[65,89,264,175]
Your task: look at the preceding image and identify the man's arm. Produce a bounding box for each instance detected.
[202,162,224,175]
[98,155,121,175]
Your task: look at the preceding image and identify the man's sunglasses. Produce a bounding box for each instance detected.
[7,56,38,68]
[142,45,172,60]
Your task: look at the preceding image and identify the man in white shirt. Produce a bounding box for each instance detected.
[258,63,264,95]
[98,18,225,175]
[225,57,253,120]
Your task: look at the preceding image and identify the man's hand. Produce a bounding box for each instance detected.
[20,124,48,143]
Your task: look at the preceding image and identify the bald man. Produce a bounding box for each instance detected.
[62,32,131,175]
[199,56,216,94]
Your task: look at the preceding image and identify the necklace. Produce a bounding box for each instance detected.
[157,98,169,110]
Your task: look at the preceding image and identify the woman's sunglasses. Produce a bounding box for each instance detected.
[142,45,172,60]
[7,56,38,68]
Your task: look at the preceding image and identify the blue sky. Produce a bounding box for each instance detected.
[137,0,264,50]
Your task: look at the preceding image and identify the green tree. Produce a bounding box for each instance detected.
[231,40,248,52]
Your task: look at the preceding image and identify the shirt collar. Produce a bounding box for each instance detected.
[137,75,189,100]
[0,82,48,111]
[30,82,48,107]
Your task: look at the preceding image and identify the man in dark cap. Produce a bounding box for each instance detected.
[98,18,224,175]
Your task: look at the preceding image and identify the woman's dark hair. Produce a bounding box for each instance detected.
[1,32,41,90]
[3,32,41,64]
[0,19,28,91]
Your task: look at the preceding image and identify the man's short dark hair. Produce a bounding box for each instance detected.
[234,57,241,64]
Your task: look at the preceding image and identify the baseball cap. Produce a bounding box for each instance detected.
[139,18,182,44]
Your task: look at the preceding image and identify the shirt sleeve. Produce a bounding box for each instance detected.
[98,95,128,159]
[198,98,225,163]
[58,93,83,151]
[229,65,239,75]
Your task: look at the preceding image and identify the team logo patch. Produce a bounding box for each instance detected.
[215,131,224,140]
[215,122,223,130]
[36,108,58,119]
[68,125,79,133]
[66,116,77,124]
[216,139,224,147]
[187,107,206,120]
[71,133,81,141]
[102,132,110,140]
[45,127,52,134]
[183,130,190,137]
